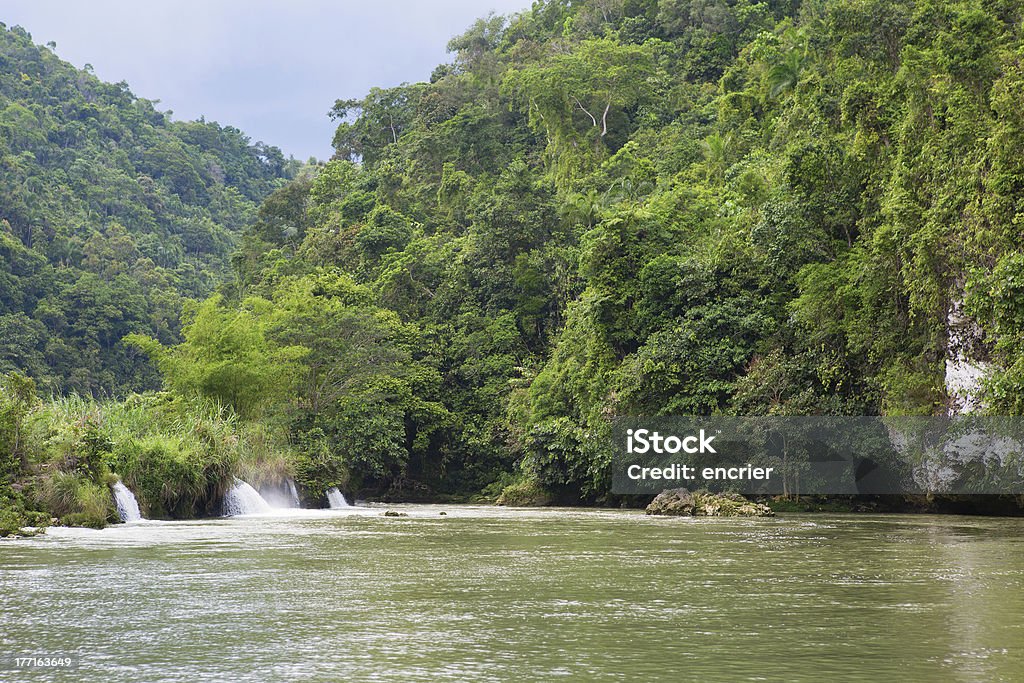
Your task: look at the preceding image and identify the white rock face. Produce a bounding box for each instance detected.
[888,299,995,493]
[945,299,988,415]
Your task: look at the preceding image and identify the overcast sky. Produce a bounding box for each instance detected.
[1,0,533,160]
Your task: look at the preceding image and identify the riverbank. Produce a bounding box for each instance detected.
[6,490,1024,540]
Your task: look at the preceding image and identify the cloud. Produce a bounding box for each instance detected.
[2,0,532,159]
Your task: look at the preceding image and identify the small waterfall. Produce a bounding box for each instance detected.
[327,487,350,509]
[259,477,302,508]
[223,478,273,516]
[112,481,142,522]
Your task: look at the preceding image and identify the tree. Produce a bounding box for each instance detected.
[503,37,658,180]
[127,295,306,418]
[0,372,36,475]
[330,85,426,166]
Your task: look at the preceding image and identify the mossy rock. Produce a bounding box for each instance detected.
[693,490,774,517]
[646,489,773,517]
[645,488,695,515]
[61,512,110,529]
[496,479,551,507]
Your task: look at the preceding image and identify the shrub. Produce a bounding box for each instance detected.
[115,436,209,518]
[496,476,552,507]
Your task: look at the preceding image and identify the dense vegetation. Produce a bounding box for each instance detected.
[5,0,1024,531]
[0,24,296,394]
[0,23,296,531]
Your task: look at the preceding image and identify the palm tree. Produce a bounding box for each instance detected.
[702,132,734,180]
[768,48,805,100]
[561,190,604,228]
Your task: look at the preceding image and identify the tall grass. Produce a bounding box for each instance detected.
[33,471,115,528]
[24,391,295,522]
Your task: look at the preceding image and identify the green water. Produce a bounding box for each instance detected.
[1,507,1022,682]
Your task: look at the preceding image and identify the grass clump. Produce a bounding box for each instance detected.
[33,472,116,528]
[3,374,297,524]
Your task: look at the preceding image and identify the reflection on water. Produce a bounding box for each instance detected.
[1,507,1022,682]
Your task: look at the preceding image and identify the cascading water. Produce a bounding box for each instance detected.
[112,481,142,522]
[223,478,273,516]
[259,477,302,508]
[327,487,350,509]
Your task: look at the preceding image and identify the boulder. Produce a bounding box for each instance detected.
[646,488,773,517]
[496,479,552,507]
[693,490,774,517]
[645,488,696,516]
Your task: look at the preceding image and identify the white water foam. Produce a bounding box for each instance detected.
[327,487,350,509]
[223,478,273,516]
[112,481,143,522]
[260,478,302,508]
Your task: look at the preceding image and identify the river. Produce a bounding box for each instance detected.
[1,506,1021,681]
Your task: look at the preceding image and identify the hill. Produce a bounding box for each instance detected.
[4,1,1024,530]
[203,0,1024,502]
[0,23,296,394]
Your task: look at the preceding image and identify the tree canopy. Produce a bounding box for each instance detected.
[6,0,1024,516]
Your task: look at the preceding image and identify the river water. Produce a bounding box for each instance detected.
[1,506,1021,682]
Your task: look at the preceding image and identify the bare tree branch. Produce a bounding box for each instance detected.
[572,96,597,128]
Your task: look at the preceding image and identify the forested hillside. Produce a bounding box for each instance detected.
[4,0,1024,531]
[0,24,295,394]
[193,0,1023,503]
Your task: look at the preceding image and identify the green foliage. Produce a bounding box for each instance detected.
[34,471,115,528]
[0,379,298,522]
[0,26,295,394]
[0,372,36,479]
[128,295,306,418]
[0,482,50,535]
[6,0,1024,512]
[116,436,214,519]
[103,395,291,518]
[503,37,660,185]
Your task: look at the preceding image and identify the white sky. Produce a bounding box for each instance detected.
[1,0,533,160]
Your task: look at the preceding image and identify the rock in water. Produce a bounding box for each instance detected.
[646,488,773,517]
[645,488,695,515]
[693,490,774,517]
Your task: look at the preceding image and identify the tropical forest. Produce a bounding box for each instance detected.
[4,0,1024,533]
